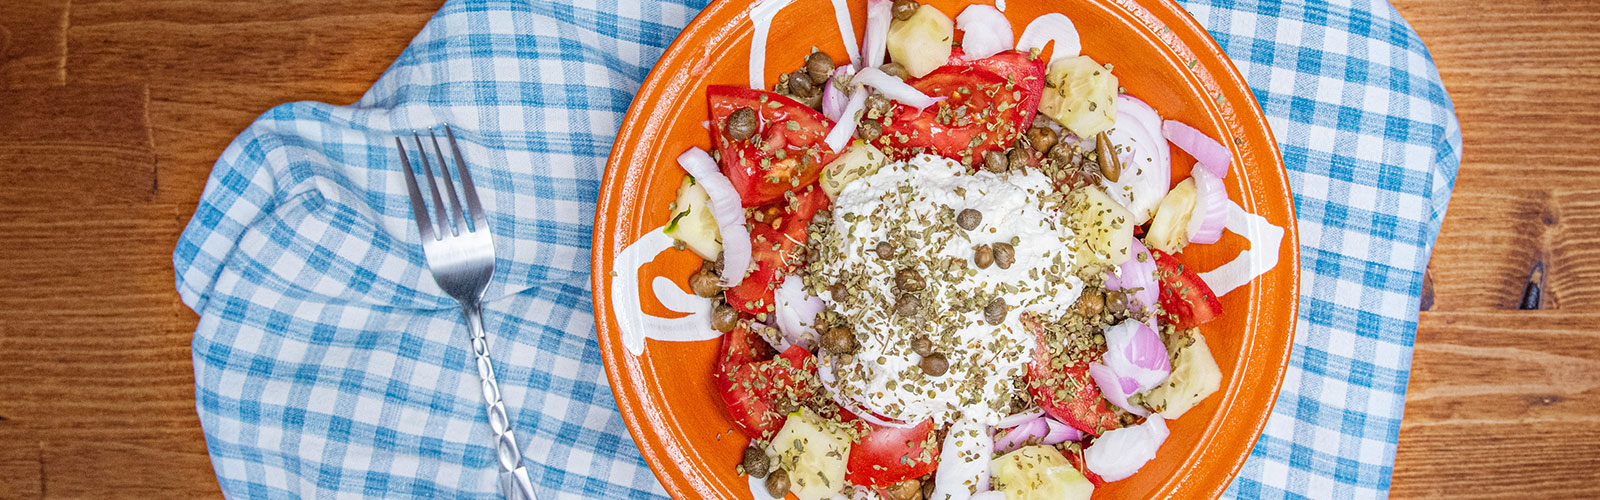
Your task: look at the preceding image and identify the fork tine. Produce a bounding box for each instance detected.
[395,137,435,242]
[413,133,452,239]
[444,126,488,231]
[429,129,470,235]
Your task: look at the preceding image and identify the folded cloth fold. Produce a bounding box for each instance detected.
[173,0,1459,498]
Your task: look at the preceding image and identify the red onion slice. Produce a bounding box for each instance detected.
[1162,119,1231,178]
[1117,95,1169,170]
[862,0,893,68]
[955,5,1014,61]
[774,276,824,351]
[996,409,1044,429]
[1101,96,1171,224]
[1186,165,1230,245]
[676,148,750,286]
[823,87,868,153]
[1102,319,1171,392]
[1103,238,1158,312]
[1015,13,1081,65]
[852,67,944,110]
[1084,415,1169,482]
[1041,416,1084,444]
[1088,362,1148,417]
[822,66,856,121]
[993,417,1049,454]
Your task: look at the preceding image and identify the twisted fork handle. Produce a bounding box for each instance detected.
[462,304,538,500]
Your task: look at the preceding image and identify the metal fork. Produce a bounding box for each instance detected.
[396,127,538,500]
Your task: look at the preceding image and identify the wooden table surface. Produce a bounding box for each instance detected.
[0,0,1595,498]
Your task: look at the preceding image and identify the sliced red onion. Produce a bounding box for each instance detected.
[1084,415,1169,482]
[862,0,893,68]
[1041,416,1084,444]
[970,492,1007,500]
[1088,362,1148,417]
[1103,238,1158,311]
[774,276,824,351]
[993,417,1049,454]
[1162,119,1230,178]
[955,5,1013,61]
[1102,319,1171,392]
[933,418,992,498]
[823,87,868,153]
[1100,97,1171,225]
[1186,165,1229,245]
[996,409,1044,429]
[822,66,856,121]
[1015,13,1081,65]
[676,148,750,286]
[852,67,944,110]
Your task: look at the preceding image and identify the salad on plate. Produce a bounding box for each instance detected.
[661,1,1239,498]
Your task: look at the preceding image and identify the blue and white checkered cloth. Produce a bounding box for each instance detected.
[173,0,1460,498]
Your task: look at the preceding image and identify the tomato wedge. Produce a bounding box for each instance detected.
[1064,446,1108,487]
[716,334,823,441]
[841,412,940,487]
[873,54,1044,165]
[725,184,830,314]
[1023,317,1122,436]
[947,49,1048,122]
[1152,250,1223,329]
[708,86,839,207]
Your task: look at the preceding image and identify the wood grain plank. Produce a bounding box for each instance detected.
[41,435,220,499]
[0,85,157,206]
[1425,181,1600,311]
[63,0,444,206]
[1393,311,1600,498]
[0,0,69,88]
[0,432,43,500]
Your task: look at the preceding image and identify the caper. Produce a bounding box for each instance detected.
[711,303,740,332]
[824,326,857,354]
[919,352,948,376]
[883,479,923,500]
[1028,127,1059,153]
[880,62,910,79]
[793,90,823,110]
[788,70,816,97]
[911,336,933,357]
[1073,288,1105,318]
[742,445,770,478]
[956,208,982,230]
[984,297,1008,325]
[1096,131,1121,182]
[922,478,936,499]
[866,92,891,117]
[829,283,847,300]
[806,52,836,84]
[857,119,883,141]
[895,268,926,292]
[992,242,1016,270]
[892,0,920,21]
[726,107,757,141]
[1104,289,1128,317]
[689,266,722,298]
[765,468,791,498]
[1007,147,1030,171]
[973,244,994,269]
[983,150,1008,172]
[896,293,921,317]
[876,241,896,260]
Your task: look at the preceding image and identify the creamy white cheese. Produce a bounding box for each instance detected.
[812,154,1083,426]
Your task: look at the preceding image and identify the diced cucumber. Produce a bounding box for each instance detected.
[887,5,955,78]
[1146,329,1222,419]
[663,175,721,261]
[1039,56,1118,137]
[991,445,1095,500]
[820,141,889,199]
[1144,178,1197,254]
[769,408,851,500]
[1069,186,1135,266]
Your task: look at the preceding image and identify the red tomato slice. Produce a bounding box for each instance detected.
[1064,446,1108,487]
[947,49,1048,123]
[708,86,839,207]
[873,55,1044,165]
[1024,318,1122,437]
[725,184,831,314]
[716,339,822,441]
[840,411,940,487]
[1152,250,1224,329]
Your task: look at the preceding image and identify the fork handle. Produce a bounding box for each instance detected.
[462,304,539,500]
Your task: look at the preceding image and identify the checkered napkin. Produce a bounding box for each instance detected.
[172,0,1460,498]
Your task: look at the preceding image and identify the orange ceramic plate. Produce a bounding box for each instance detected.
[592,0,1299,498]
